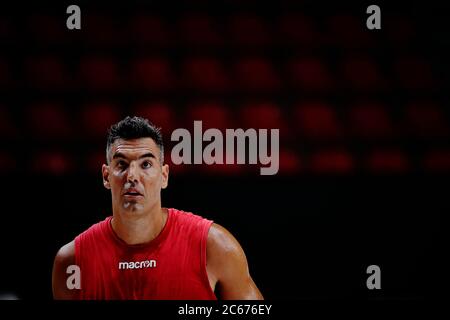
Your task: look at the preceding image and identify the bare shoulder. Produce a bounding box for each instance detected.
[206,223,248,277]
[206,223,263,300]
[55,240,75,265]
[207,223,245,262]
[206,223,247,289]
[52,240,77,299]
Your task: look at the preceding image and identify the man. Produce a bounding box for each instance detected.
[52,116,263,300]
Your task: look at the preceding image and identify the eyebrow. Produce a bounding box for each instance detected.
[112,152,156,161]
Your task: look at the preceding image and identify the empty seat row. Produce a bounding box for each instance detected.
[1,101,448,141]
[1,148,449,176]
[0,55,436,92]
[0,13,415,48]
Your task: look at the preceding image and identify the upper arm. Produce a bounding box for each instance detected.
[206,223,263,300]
[52,240,77,300]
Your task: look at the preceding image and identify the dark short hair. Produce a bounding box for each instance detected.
[106,116,164,164]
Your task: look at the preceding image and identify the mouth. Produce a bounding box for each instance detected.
[123,190,143,197]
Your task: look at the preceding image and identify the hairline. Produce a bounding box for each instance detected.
[106,137,164,165]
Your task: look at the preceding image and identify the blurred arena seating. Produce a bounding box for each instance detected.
[0,3,448,177]
[0,1,449,302]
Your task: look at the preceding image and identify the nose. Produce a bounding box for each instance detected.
[126,161,139,183]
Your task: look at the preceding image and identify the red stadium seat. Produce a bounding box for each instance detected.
[424,149,450,172]
[83,14,120,47]
[134,102,178,137]
[182,58,230,92]
[239,102,286,130]
[310,149,354,173]
[293,102,343,140]
[79,56,120,90]
[184,102,232,130]
[278,149,301,174]
[179,14,223,47]
[128,15,173,47]
[326,14,373,48]
[25,56,67,90]
[31,151,73,175]
[26,103,72,139]
[80,103,121,139]
[228,14,271,47]
[288,58,333,92]
[348,103,394,139]
[129,57,175,92]
[366,149,409,173]
[394,57,435,90]
[238,102,290,143]
[340,57,385,91]
[234,58,281,92]
[403,102,449,138]
[277,13,320,46]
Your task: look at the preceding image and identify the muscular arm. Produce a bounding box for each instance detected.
[206,223,263,300]
[52,240,78,300]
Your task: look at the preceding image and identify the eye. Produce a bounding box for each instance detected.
[117,160,128,169]
[142,161,152,169]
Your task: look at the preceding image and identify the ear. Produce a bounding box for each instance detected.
[161,164,169,189]
[102,164,111,189]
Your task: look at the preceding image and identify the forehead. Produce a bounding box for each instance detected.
[110,138,159,157]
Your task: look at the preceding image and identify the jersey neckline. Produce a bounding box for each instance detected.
[105,208,173,251]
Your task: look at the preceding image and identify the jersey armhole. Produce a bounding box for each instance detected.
[73,236,82,300]
[200,220,217,299]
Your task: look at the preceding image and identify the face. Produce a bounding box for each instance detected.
[102,138,169,216]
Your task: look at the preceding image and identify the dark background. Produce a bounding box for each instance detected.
[0,1,449,300]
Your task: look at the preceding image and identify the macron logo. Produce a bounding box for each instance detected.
[118,260,157,270]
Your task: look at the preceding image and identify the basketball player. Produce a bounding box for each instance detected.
[52,116,263,300]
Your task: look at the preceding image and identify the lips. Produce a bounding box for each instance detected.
[123,188,143,196]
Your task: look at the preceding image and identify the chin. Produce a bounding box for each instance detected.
[122,201,145,212]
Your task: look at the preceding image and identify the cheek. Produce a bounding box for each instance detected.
[144,168,160,178]
[112,168,130,181]
[142,171,162,189]
[110,173,125,189]
[112,169,124,177]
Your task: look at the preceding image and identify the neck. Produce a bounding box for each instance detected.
[111,205,168,245]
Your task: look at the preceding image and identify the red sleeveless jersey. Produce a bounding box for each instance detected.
[74,208,217,300]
